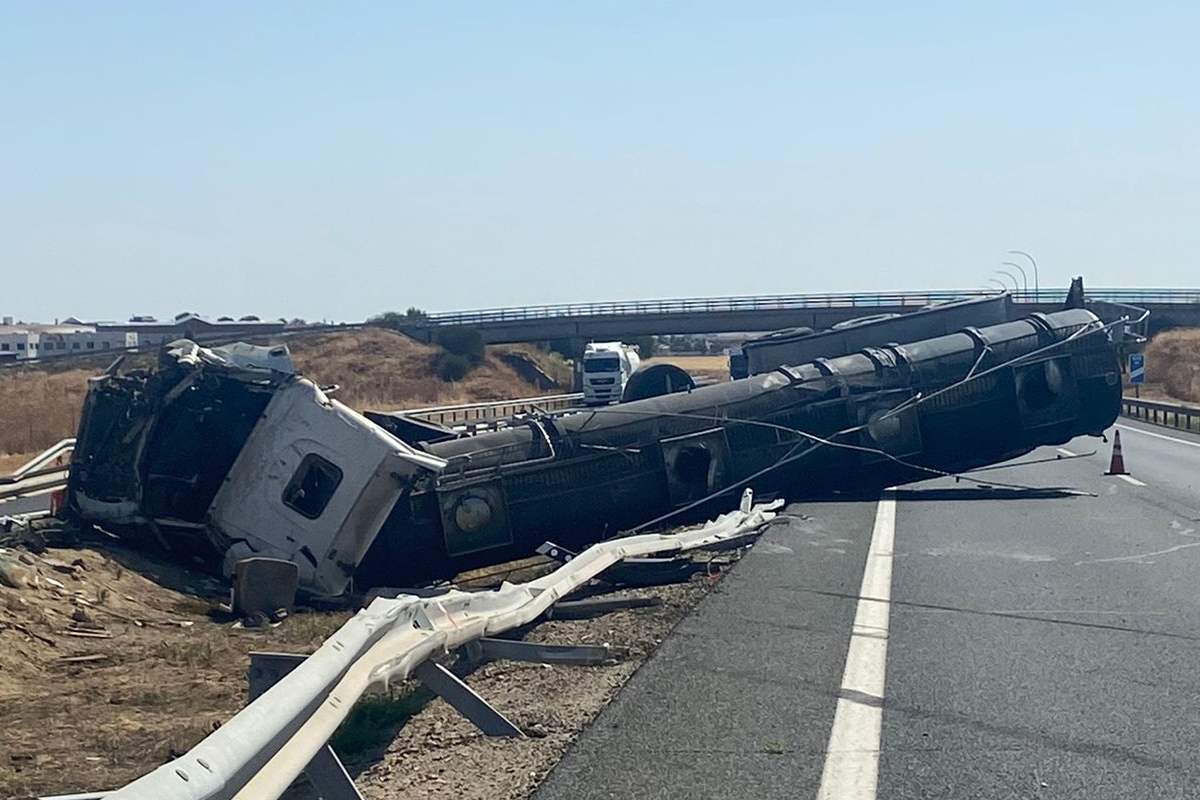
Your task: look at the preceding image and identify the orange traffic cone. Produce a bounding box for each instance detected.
[1105,430,1128,476]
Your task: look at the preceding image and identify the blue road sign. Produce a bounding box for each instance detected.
[1129,352,1146,384]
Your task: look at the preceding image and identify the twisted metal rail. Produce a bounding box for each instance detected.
[102,498,781,800]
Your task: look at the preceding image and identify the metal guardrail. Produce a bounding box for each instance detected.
[0,439,75,504]
[401,393,582,427]
[100,497,782,800]
[425,288,1200,326]
[1121,397,1200,434]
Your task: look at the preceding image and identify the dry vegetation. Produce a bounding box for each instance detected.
[642,354,731,384]
[1142,327,1200,405]
[286,328,558,410]
[0,328,562,469]
[0,366,99,462]
[0,541,352,797]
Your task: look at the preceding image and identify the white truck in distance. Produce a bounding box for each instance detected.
[581,341,641,405]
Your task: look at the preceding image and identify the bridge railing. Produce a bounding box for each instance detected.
[426,288,1200,326]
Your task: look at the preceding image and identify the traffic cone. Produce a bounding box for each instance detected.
[1105,430,1129,476]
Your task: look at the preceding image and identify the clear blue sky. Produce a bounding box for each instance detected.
[3,2,1197,322]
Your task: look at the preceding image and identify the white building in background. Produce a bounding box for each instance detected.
[0,316,137,361]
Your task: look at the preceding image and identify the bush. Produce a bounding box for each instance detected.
[368,308,429,329]
[435,327,485,365]
[436,353,473,382]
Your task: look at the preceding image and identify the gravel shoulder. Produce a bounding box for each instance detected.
[354,580,713,800]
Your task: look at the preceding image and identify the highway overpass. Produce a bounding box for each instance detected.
[409,288,1200,345]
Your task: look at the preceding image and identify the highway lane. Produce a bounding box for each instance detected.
[0,492,54,518]
[880,423,1200,799]
[536,419,1200,799]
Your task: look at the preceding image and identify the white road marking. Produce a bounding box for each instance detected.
[1117,474,1147,487]
[1116,423,1200,449]
[817,493,896,800]
[1057,447,1077,457]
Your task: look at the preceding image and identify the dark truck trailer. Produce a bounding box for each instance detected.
[741,293,1013,376]
[358,307,1120,586]
[65,309,1121,595]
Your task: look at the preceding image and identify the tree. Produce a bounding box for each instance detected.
[369,308,431,329]
[435,353,472,381]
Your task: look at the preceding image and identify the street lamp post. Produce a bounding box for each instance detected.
[994,269,1022,294]
[1001,261,1029,296]
[1007,250,1039,298]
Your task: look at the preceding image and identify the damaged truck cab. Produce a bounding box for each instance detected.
[67,341,445,596]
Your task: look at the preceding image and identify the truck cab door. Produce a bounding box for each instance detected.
[207,379,444,596]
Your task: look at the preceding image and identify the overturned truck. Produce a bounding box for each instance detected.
[67,308,1122,596]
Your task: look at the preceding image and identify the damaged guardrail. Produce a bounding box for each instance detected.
[1121,397,1200,434]
[101,495,781,800]
[0,439,74,504]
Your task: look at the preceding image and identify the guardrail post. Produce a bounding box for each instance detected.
[411,659,525,737]
[247,652,365,800]
[462,637,617,666]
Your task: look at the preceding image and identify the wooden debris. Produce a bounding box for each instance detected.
[1,621,55,646]
[55,653,108,665]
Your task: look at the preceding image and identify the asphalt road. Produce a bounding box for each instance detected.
[536,416,1200,799]
[0,492,53,518]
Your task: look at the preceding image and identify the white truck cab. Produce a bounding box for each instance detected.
[581,341,641,405]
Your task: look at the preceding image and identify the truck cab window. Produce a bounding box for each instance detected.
[584,357,620,372]
[282,454,343,519]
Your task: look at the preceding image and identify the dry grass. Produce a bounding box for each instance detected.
[0,328,558,471]
[0,542,352,797]
[495,344,575,387]
[1144,328,1200,404]
[287,328,548,411]
[0,367,94,460]
[642,354,731,383]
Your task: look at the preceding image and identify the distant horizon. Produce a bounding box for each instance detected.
[5,3,1199,322]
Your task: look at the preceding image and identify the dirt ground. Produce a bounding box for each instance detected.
[0,534,353,798]
[0,527,734,799]
[642,354,731,383]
